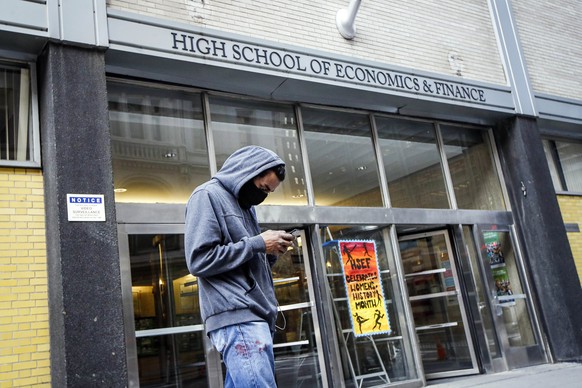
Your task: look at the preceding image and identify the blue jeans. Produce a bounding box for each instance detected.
[209,321,277,388]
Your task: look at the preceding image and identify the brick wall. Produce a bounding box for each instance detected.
[557,195,582,286]
[513,0,582,100]
[0,168,50,387]
[106,0,506,85]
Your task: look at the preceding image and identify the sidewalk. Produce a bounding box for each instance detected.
[427,362,582,387]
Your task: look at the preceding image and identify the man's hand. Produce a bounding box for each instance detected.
[261,230,295,255]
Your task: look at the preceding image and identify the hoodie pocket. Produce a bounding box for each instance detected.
[244,280,276,321]
[201,270,253,316]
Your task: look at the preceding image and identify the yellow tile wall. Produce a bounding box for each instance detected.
[0,168,50,387]
[557,195,582,286]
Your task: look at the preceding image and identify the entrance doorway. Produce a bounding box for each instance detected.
[398,230,479,379]
[470,225,547,370]
[118,225,326,387]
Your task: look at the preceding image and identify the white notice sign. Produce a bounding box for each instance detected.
[67,194,106,222]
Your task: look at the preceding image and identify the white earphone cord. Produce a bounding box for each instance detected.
[275,302,287,331]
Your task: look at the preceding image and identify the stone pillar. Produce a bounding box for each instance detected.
[38,43,128,386]
[494,116,582,362]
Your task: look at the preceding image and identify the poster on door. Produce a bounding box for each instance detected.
[338,240,391,337]
[492,266,513,294]
[483,231,505,267]
[483,231,514,304]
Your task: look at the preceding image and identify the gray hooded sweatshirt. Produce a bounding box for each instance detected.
[184,145,284,334]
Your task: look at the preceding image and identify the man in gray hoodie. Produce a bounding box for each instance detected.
[185,145,294,387]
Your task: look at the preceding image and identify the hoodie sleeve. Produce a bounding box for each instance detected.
[184,189,266,277]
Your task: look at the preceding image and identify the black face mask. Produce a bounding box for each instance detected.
[238,180,268,209]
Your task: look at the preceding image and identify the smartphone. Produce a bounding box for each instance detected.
[288,229,301,237]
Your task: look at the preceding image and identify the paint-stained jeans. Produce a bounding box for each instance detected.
[209,321,277,388]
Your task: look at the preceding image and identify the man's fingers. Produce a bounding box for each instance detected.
[261,229,297,254]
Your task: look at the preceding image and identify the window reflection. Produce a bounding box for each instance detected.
[303,108,383,207]
[108,82,210,203]
[209,96,308,205]
[555,141,582,192]
[544,140,582,192]
[107,82,507,211]
[376,117,449,208]
[440,125,506,210]
[321,225,418,386]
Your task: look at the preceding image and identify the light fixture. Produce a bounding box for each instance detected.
[114,188,127,193]
[336,0,362,40]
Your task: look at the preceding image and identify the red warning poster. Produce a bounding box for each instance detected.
[338,240,391,337]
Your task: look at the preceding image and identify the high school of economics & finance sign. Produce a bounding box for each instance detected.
[171,32,488,103]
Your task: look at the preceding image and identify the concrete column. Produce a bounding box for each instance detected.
[494,116,582,362]
[38,43,128,386]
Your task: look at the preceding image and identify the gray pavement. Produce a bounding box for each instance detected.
[427,362,582,387]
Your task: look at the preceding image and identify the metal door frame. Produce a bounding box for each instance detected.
[118,223,221,388]
[398,229,480,380]
[118,223,329,388]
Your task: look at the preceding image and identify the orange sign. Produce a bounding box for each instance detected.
[338,240,391,336]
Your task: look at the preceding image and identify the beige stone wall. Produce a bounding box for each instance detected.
[557,195,582,286]
[106,0,507,85]
[513,0,582,100]
[0,168,50,386]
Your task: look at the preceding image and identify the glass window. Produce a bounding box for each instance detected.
[542,140,564,191]
[302,108,383,207]
[376,116,449,208]
[544,140,582,192]
[108,82,210,203]
[440,125,506,210]
[321,225,419,386]
[208,95,308,206]
[0,63,36,166]
[555,141,582,191]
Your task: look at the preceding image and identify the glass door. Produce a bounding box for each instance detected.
[119,225,326,387]
[270,229,326,387]
[398,230,479,379]
[321,225,424,388]
[473,225,547,369]
[119,226,210,388]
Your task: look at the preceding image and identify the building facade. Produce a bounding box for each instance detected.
[1,0,582,387]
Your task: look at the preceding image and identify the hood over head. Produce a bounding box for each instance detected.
[214,146,285,197]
